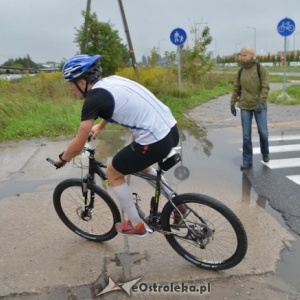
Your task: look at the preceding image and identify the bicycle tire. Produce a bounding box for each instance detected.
[53,178,121,242]
[160,193,248,270]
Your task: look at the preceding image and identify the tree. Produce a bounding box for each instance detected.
[1,55,40,70]
[74,11,130,76]
[164,51,177,66]
[181,26,214,83]
[149,47,159,67]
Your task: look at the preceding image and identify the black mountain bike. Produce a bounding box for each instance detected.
[47,135,247,271]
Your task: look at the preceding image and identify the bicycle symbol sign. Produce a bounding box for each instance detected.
[277,17,295,37]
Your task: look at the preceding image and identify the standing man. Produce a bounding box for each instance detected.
[230,46,270,171]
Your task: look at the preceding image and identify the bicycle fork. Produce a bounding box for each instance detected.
[81,177,95,221]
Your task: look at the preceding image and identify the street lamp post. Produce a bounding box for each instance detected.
[213,38,217,60]
[158,39,166,65]
[235,42,241,54]
[247,26,256,53]
[190,21,207,41]
[293,31,300,53]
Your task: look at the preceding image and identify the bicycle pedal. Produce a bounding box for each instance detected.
[132,192,141,202]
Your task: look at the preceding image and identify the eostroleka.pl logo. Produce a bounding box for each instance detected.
[97,276,211,297]
[97,277,143,296]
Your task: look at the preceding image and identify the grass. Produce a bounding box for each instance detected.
[269,84,300,104]
[0,69,299,142]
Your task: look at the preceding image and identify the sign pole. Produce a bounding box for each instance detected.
[170,28,187,97]
[283,36,287,95]
[177,46,182,98]
[277,17,296,101]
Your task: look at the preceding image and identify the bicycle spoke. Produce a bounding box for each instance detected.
[161,194,247,270]
[53,179,121,242]
[60,186,115,236]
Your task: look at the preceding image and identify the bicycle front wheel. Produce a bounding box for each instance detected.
[160,193,248,270]
[53,179,121,242]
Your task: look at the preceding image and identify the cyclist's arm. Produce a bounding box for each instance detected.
[92,119,108,139]
[57,119,94,164]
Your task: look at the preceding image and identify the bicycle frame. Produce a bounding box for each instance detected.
[79,143,188,233]
[47,141,190,235]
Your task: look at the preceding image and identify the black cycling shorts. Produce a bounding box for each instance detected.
[112,125,179,175]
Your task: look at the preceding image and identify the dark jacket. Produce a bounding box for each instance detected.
[230,61,270,110]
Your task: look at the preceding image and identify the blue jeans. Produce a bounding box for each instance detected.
[240,108,269,164]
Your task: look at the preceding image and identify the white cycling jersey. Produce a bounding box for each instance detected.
[92,75,176,145]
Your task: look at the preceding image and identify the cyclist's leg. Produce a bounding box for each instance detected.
[109,125,179,227]
[142,125,179,196]
[106,165,142,226]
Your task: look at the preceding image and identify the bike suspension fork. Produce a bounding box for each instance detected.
[82,176,95,211]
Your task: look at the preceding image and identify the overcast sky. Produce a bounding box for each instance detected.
[1,0,300,65]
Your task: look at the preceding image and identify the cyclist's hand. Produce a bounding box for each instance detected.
[55,152,68,167]
[91,120,108,140]
[91,124,102,139]
[230,104,237,116]
[55,158,66,168]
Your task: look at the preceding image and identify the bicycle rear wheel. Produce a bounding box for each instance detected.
[160,193,248,270]
[53,179,121,242]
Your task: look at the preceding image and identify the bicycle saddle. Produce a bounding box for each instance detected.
[159,147,182,171]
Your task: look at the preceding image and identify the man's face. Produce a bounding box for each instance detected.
[69,79,86,99]
[240,52,254,63]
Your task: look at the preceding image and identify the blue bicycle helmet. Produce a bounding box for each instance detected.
[62,54,102,82]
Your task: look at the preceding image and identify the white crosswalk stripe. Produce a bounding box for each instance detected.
[286,175,300,185]
[239,134,300,186]
[261,158,300,169]
[253,144,300,154]
[253,134,300,142]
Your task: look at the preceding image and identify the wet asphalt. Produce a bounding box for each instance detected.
[0,82,300,299]
[188,82,300,234]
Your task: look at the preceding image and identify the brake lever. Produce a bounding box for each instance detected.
[88,132,93,142]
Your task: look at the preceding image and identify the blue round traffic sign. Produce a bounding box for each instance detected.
[170,28,187,46]
[277,17,295,36]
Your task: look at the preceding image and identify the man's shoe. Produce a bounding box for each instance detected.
[240,163,252,171]
[173,204,189,225]
[115,220,147,237]
[263,156,270,163]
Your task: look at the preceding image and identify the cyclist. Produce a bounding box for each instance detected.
[56,54,180,237]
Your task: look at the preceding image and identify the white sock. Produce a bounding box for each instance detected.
[146,167,173,197]
[111,182,141,226]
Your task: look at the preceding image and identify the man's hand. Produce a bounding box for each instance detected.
[55,152,68,167]
[255,102,263,113]
[91,124,101,140]
[91,120,108,140]
[230,104,237,116]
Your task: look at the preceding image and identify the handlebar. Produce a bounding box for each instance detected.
[46,157,63,169]
[46,132,94,169]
